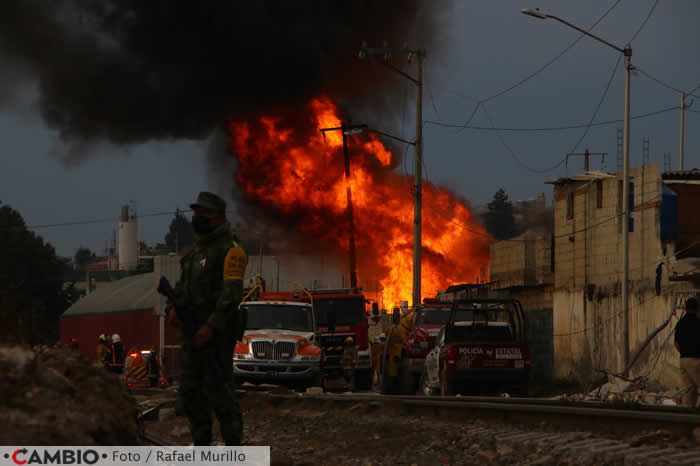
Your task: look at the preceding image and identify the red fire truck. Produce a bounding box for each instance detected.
[257,288,372,390]
[311,289,372,390]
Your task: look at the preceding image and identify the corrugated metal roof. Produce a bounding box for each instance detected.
[545,171,616,185]
[62,272,157,316]
[662,169,700,180]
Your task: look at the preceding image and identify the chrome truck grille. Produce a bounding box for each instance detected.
[251,341,297,360]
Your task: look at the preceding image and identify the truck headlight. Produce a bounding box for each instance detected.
[234,353,252,360]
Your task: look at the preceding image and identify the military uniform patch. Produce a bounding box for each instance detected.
[223,245,247,280]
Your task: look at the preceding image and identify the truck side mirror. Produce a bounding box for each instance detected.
[392,308,400,325]
[328,310,337,333]
[372,302,379,316]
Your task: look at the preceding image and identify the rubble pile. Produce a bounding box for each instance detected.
[558,374,686,406]
[0,344,140,445]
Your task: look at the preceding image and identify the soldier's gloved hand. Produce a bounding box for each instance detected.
[193,324,214,348]
[166,307,180,328]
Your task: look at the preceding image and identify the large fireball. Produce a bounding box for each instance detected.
[230,96,489,307]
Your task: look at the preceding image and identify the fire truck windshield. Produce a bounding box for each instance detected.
[243,304,314,332]
[314,298,365,326]
[415,308,452,325]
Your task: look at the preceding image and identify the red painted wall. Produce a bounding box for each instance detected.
[60,310,160,364]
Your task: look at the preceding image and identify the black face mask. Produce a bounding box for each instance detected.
[192,215,214,234]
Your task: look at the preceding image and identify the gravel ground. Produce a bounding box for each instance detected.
[142,391,700,465]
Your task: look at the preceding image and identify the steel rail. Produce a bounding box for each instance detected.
[261,392,700,424]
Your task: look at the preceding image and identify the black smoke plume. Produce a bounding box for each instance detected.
[0,1,445,151]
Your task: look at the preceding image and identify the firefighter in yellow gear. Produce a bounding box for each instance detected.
[341,336,358,391]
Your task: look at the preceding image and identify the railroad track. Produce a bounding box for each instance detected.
[252,390,700,437]
[135,388,700,463]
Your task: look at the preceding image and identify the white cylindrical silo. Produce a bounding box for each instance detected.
[119,205,138,271]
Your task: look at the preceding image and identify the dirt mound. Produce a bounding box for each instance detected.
[0,344,140,445]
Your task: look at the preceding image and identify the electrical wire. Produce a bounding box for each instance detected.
[0,208,239,232]
[456,0,624,127]
[424,105,678,132]
[568,53,623,154]
[480,103,568,174]
[628,0,659,44]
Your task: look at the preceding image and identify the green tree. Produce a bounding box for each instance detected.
[0,203,75,344]
[484,189,519,241]
[74,247,97,269]
[164,209,192,251]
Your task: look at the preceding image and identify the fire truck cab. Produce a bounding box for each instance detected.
[311,289,372,390]
[234,292,323,391]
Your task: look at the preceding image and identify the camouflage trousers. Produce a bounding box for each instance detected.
[179,333,242,445]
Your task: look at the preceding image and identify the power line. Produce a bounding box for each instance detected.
[24,209,194,230]
[628,0,659,44]
[1,208,240,232]
[568,53,623,154]
[636,67,700,99]
[479,103,568,174]
[457,0,623,127]
[423,105,678,132]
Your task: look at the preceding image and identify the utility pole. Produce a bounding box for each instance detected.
[680,93,686,170]
[621,44,632,375]
[521,8,633,375]
[319,122,368,290]
[679,83,700,170]
[359,43,425,307]
[567,149,607,173]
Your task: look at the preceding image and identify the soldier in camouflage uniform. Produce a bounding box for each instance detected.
[167,192,248,446]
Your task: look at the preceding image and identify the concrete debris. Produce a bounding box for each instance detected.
[559,374,685,406]
[0,343,140,445]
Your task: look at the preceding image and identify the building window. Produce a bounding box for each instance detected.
[567,192,574,219]
[596,180,603,208]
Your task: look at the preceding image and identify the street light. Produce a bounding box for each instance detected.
[522,8,633,375]
[680,83,700,170]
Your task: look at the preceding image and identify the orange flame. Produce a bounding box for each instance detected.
[230,96,490,307]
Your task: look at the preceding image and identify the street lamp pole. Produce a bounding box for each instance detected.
[359,44,425,307]
[679,83,700,170]
[522,8,633,375]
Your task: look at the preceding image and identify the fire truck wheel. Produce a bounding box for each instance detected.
[439,371,455,397]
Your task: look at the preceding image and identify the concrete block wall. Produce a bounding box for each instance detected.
[490,233,553,288]
[550,164,687,386]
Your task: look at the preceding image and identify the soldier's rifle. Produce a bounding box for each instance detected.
[157,276,225,382]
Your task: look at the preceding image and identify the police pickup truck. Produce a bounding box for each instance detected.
[421,299,530,396]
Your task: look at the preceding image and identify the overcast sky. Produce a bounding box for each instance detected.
[2,0,699,258]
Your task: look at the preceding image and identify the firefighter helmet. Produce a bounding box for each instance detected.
[99,334,106,343]
[345,336,354,345]
[112,333,121,343]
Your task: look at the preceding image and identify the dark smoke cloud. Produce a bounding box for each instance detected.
[0,0,446,151]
